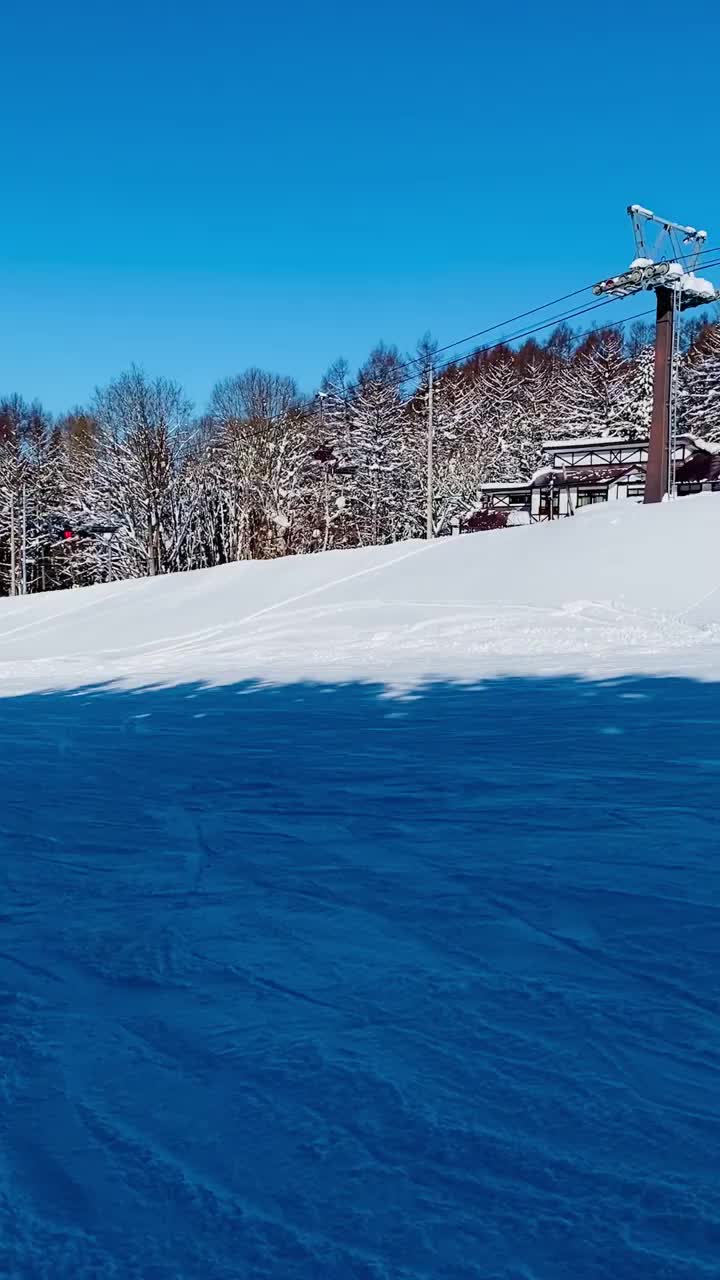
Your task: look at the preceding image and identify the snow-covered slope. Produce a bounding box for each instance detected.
[2,497,720,1279]
[2,493,720,692]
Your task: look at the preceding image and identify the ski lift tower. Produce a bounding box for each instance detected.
[593,206,718,503]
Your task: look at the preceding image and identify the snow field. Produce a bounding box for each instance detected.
[1,496,720,1277]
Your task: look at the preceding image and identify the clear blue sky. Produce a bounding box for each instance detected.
[2,0,718,414]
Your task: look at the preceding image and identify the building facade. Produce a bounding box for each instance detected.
[458,435,720,531]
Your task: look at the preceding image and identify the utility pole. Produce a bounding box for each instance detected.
[317,392,331,552]
[593,205,717,504]
[9,495,16,597]
[426,364,434,540]
[21,483,27,596]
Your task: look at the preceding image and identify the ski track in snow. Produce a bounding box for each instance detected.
[1,499,720,1277]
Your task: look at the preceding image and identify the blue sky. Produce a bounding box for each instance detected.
[2,0,718,413]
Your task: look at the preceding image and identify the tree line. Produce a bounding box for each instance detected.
[1,317,719,595]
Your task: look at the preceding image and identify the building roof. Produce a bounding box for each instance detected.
[533,464,641,489]
[474,438,720,509]
[675,450,720,484]
[676,433,720,457]
[543,436,648,452]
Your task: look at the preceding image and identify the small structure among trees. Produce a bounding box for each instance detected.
[465,434,720,531]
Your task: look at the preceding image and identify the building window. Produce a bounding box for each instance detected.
[627,485,645,498]
[677,482,703,496]
[576,490,606,507]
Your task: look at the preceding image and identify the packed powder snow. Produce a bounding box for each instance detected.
[1,496,720,1278]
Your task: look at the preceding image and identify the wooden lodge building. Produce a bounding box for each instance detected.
[457,434,720,532]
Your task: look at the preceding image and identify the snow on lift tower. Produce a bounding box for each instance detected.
[592,206,716,306]
[592,205,718,504]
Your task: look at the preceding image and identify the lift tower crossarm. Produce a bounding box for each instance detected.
[627,204,708,270]
[592,204,717,505]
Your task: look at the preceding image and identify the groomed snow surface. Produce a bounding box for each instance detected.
[2,497,720,1278]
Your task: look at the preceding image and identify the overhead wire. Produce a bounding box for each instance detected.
[317,244,719,414]
[394,282,598,375]
[390,245,720,382]
[350,306,655,433]
[386,301,656,395]
[387,260,720,395]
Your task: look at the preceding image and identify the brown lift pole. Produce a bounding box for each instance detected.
[593,206,716,505]
[644,287,675,505]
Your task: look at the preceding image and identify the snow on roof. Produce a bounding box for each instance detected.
[478,480,531,492]
[543,437,647,452]
[533,464,640,489]
[677,433,720,456]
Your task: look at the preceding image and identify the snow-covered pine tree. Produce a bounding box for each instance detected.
[516,360,557,476]
[0,397,32,595]
[555,330,631,439]
[474,357,524,482]
[428,369,487,533]
[306,358,361,551]
[21,404,68,591]
[349,344,407,545]
[681,324,720,443]
[0,396,76,593]
[618,343,654,440]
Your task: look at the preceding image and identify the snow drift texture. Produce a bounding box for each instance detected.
[2,497,720,1279]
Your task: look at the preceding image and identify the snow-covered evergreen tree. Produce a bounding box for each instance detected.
[475,358,523,481]
[424,368,478,535]
[349,344,407,545]
[517,360,557,474]
[555,331,631,438]
[681,325,720,442]
[619,344,654,440]
[310,358,362,550]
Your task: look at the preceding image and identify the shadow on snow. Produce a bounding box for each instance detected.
[1,672,720,1279]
